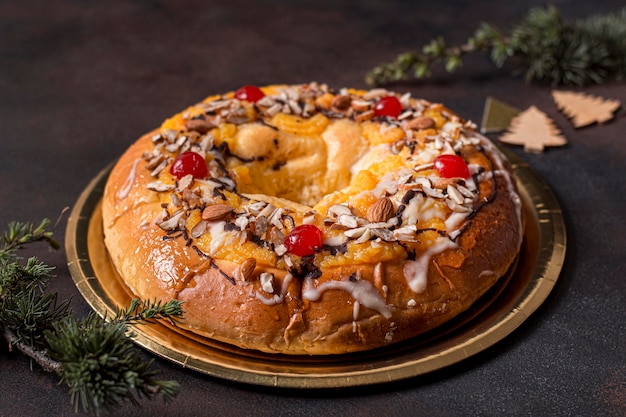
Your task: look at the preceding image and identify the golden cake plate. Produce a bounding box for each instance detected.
[66,146,565,388]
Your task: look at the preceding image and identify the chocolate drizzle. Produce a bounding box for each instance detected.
[189,245,235,285]
[145,83,512,292]
[180,246,237,286]
[291,258,322,280]
[322,241,349,255]
[210,260,236,286]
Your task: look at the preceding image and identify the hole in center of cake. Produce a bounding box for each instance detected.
[227,120,373,207]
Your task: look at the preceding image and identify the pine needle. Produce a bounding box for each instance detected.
[366,6,626,86]
[0,218,182,415]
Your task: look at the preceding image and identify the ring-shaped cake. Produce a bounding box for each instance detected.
[102,83,523,355]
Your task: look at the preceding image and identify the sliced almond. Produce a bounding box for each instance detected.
[157,210,185,231]
[353,109,375,122]
[337,214,359,229]
[146,181,175,192]
[446,184,465,205]
[177,174,194,191]
[327,204,352,218]
[259,272,275,293]
[190,220,208,238]
[145,153,166,170]
[351,99,372,112]
[433,177,463,190]
[202,204,234,221]
[366,197,395,223]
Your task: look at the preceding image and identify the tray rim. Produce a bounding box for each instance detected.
[65,146,566,388]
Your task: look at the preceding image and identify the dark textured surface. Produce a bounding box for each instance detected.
[1,1,625,416]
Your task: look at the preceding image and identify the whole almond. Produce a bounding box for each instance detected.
[202,204,234,220]
[405,116,435,130]
[366,197,395,223]
[237,258,256,281]
[332,95,352,110]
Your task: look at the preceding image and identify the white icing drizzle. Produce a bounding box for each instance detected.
[403,237,457,293]
[445,211,470,234]
[352,301,360,333]
[255,273,293,306]
[144,87,522,322]
[303,277,392,319]
[117,158,141,199]
[479,270,496,278]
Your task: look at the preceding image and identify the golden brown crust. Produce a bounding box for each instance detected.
[102,84,523,355]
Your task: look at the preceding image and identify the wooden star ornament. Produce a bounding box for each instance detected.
[552,90,621,128]
[499,105,567,153]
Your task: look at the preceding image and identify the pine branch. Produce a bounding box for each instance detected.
[2,325,61,373]
[0,256,56,304]
[366,6,626,86]
[112,298,184,326]
[0,218,182,416]
[45,313,181,416]
[0,290,71,350]
[1,218,60,257]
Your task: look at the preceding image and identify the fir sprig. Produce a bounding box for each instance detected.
[45,312,181,416]
[1,218,60,257]
[0,218,183,415]
[1,290,71,351]
[112,298,184,326]
[366,6,626,86]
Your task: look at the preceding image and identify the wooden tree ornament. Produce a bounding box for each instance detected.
[499,106,567,153]
[552,90,621,128]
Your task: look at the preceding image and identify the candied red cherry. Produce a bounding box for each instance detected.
[285,224,323,257]
[170,151,208,179]
[374,96,403,118]
[234,85,265,103]
[433,154,470,179]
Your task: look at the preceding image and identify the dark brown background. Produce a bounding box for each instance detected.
[1,1,625,416]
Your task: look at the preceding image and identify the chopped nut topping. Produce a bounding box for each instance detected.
[191,220,208,238]
[158,210,185,231]
[147,181,175,192]
[433,177,463,190]
[446,184,465,205]
[327,204,352,218]
[139,82,492,272]
[336,214,359,229]
[353,109,375,122]
[260,272,275,293]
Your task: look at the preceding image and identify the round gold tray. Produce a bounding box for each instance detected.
[65,147,565,388]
